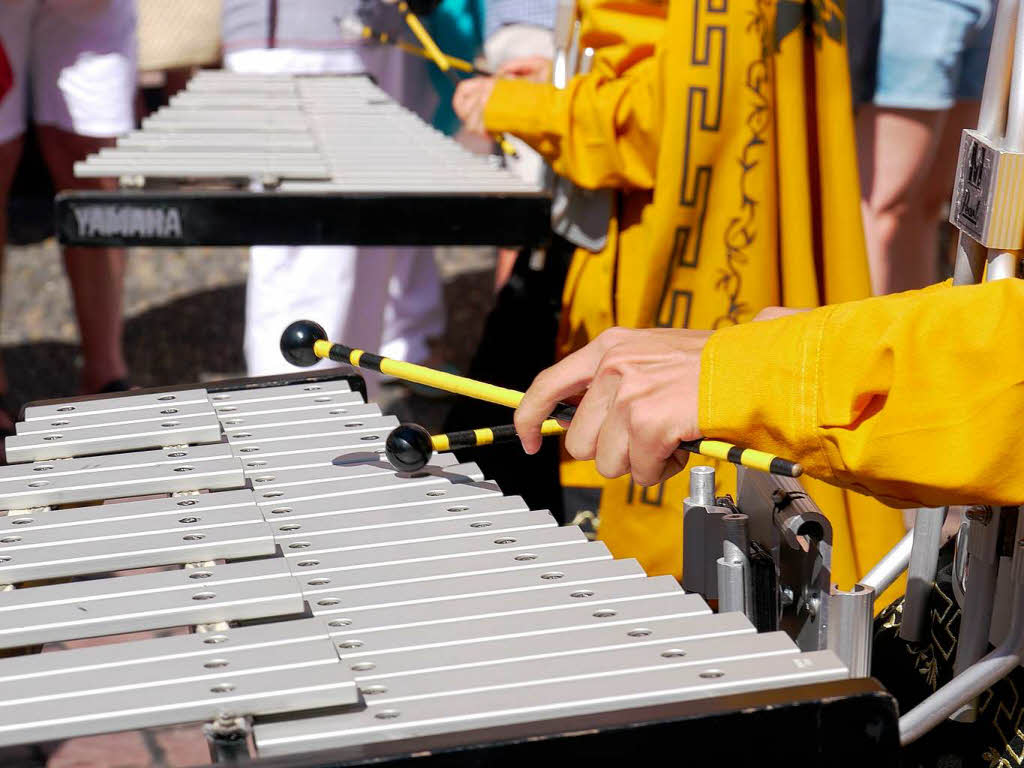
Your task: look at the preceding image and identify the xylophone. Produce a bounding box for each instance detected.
[56,72,549,248]
[0,370,898,766]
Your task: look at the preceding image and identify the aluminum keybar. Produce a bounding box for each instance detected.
[0,661,357,749]
[228,431,405,463]
[267,493,527,534]
[17,401,216,434]
[217,402,377,431]
[0,616,328,678]
[22,389,210,421]
[206,380,353,407]
[314,560,651,632]
[280,514,566,568]
[342,611,753,679]
[271,508,547,549]
[0,456,245,511]
[328,589,710,655]
[253,650,847,755]
[292,528,588,587]
[352,626,790,695]
[0,489,256,534]
[0,558,301,648]
[251,471,487,508]
[216,390,365,419]
[0,626,347,702]
[224,415,398,446]
[0,512,273,583]
[5,415,223,463]
[250,460,484,493]
[240,447,458,475]
[0,443,234,485]
[302,546,627,614]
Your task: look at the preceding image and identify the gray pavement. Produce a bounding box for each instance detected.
[2,241,496,430]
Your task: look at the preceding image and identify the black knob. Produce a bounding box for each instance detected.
[280,320,327,367]
[385,423,433,472]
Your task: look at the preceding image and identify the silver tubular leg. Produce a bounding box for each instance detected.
[900,514,1024,745]
[829,584,875,677]
[858,530,913,598]
[950,507,1003,722]
[716,513,750,617]
[900,508,947,642]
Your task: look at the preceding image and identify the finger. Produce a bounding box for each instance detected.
[564,366,620,461]
[592,388,630,478]
[515,342,610,454]
[659,450,691,484]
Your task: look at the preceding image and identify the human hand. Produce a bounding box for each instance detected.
[497,56,552,83]
[453,76,496,136]
[515,327,712,486]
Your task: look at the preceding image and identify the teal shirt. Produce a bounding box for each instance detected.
[426,0,485,134]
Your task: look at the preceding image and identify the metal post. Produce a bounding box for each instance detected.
[204,715,252,763]
[717,513,751,617]
[688,465,716,508]
[858,530,913,598]
[829,584,875,678]
[900,507,946,642]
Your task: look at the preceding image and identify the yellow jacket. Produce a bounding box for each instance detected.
[701,278,1024,509]
[486,0,904,601]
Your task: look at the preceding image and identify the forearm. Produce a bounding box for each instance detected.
[699,279,1024,508]
[483,58,660,189]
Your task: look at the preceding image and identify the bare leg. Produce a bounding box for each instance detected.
[35,125,127,393]
[0,135,24,416]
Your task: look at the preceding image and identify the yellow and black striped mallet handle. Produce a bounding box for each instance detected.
[386,420,565,472]
[280,320,802,477]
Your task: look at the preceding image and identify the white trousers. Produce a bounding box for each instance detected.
[226,47,445,395]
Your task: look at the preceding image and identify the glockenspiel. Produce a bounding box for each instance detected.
[56,72,549,248]
[0,370,897,766]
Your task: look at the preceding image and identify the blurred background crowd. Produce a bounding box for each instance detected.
[0,0,995,429]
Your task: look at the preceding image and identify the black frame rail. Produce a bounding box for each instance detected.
[56,190,552,248]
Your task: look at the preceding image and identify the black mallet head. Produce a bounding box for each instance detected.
[385,423,434,473]
[280,319,327,367]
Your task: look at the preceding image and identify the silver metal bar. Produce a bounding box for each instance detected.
[17,401,215,434]
[329,589,711,654]
[0,443,234,485]
[241,446,457,476]
[253,474,499,513]
[207,380,353,408]
[224,415,397,447]
[858,530,913,596]
[217,402,377,431]
[254,650,846,756]
[0,619,356,748]
[0,489,256,533]
[22,389,210,421]
[256,480,506,522]
[327,565,671,638]
[273,508,552,551]
[828,584,874,677]
[0,505,273,582]
[344,612,756,680]
[900,508,947,642]
[304,549,632,617]
[0,558,302,648]
[246,460,483,493]
[295,532,597,601]
[5,415,224,463]
[0,456,245,511]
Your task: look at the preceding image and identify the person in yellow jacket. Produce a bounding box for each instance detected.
[456,0,907,602]
[515,277,1022,509]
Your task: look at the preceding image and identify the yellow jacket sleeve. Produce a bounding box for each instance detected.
[698,279,1024,509]
[483,56,661,190]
